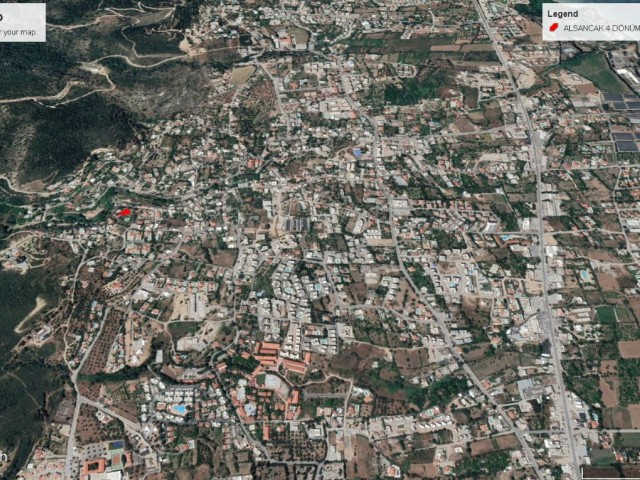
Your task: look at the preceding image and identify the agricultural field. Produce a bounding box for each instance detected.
[561,53,630,93]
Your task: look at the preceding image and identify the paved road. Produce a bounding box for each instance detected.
[64,307,110,478]
[335,50,545,478]
[471,0,581,475]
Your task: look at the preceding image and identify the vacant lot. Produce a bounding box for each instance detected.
[619,341,640,358]
[629,404,640,428]
[470,439,494,456]
[230,66,255,86]
[596,272,620,291]
[604,406,632,429]
[495,434,520,450]
[562,53,630,93]
[80,310,125,375]
[468,351,523,379]
[210,249,238,268]
[600,376,619,408]
[621,432,640,448]
[346,435,376,480]
[590,448,616,467]
[394,348,429,375]
[470,434,519,457]
[288,27,309,45]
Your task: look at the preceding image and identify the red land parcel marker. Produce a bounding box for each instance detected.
[550,22,559,32]
[117,208,132,217]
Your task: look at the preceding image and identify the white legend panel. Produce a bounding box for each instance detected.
[543,3,640,41]
[0,3,46,42]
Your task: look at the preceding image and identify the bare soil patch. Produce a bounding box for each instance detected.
[468,351,520,379]
[596,272,620,291]
[431,45,460,52]
[601,360,618,375]
[394,348,430,376]
[495,433,520,450]
[600,376,619,408]
[619,341,640,358]
[210,249,237,268]
[629,404,640,428]
[347,435,376,479]
[471,439,495,456]
[409,464,439,477]
[230,66,256,86]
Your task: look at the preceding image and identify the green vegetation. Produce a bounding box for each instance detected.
[2,96,138,183]
[331,358,426,407]
[618,359,640,406]
[408,263,436,294]
[563,360,602,406]
[123,26,184,55]
[253,265,275,297]
[597,306,618,324]
[300,397,343,418]
[431,229,466,250]
[0,348,67,478]
[559,53,629,94]
[363,68,449,110]
[174,0,205,29]
[0,270,60,364]
[514,0,546,18]
[228,355,260,373]
[168,321,200,339]
[0,375,47,477]
[492,209,519,232]
[426,376,468,408]
[78,365,148,383]
[494,252,536,278]
[344,33,455,52]
[383,75,446,105]
[46,0,139,24]
[590,448,616,466]
[0,43,74,98]
[406,447,436,465]
[597,306,635,324]
[620,432,640,448]
[456,450,512,477]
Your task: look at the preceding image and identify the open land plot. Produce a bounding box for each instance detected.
[230,66,256,86]
[495,434,520,450]
[589,448,616,467]
[346,435,376,479]
[470,439,495,456]
[561,53,630,94]
[603,406,632,429]
[628,404,640,428]
[287,27,309,45]
[600,376,619,408]
[596,272,620,292]
[619,341,640,358]
[394,348,430,375]
[620,432,640,448]
[582,467,620,479]
[468,351,524,379]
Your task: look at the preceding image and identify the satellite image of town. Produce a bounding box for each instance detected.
[3,0,640,479]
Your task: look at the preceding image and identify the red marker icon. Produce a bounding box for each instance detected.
[550,22,559,32]
[117,208,132,217]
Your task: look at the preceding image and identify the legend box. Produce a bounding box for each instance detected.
[544,3,640,41]
[0,3,45,42]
